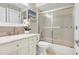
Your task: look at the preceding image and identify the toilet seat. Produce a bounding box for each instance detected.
[38,41,50,48]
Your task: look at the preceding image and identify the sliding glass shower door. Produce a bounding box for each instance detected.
[52,7,74,48]
[38,13,53,43]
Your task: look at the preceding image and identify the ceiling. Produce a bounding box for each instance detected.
[37,3,74,12]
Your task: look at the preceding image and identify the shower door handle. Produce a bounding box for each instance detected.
[76,52,78,55]
[76,26,78,30]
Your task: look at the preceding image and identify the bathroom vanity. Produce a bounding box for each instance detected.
[0,3,39,55]
[0,34,39,55]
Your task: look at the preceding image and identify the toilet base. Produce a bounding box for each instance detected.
[37,47,47,55]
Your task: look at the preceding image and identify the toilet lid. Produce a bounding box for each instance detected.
[38,41,50,46]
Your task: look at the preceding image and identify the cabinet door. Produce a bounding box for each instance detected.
[0,6,6,23]
[7,50,18,55]
[8,8,20,24]
[0,41,18,55]
[17,38,28,55]
[28,37,37,55]
[18,48,27,55]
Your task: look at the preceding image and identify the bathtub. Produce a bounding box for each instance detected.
[48,43,75,55]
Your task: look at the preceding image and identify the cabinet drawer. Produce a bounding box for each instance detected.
[28,37,37,55]
[29,43,36,55]
[0,41,18,55]
[7,50,17,55]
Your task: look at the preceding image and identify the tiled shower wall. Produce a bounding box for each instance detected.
[0,27,24,37]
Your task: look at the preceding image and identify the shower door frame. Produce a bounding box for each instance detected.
[38,5,74,47]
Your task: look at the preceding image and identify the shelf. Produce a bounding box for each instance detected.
[28,9,36,18]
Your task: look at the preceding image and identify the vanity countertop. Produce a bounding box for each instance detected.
[0,34,39,45]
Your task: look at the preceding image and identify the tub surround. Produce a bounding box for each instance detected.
[49,44,75,55]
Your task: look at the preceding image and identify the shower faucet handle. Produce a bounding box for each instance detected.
[75,40,79,46]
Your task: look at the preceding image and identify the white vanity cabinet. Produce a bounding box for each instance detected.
[0,34,39,55]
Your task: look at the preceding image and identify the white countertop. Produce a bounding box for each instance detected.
[0,34,39,45]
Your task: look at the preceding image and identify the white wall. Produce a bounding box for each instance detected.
[74,4,79,41]
[74,4,79,55]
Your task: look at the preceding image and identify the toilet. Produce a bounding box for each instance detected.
[37,41,50,55]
